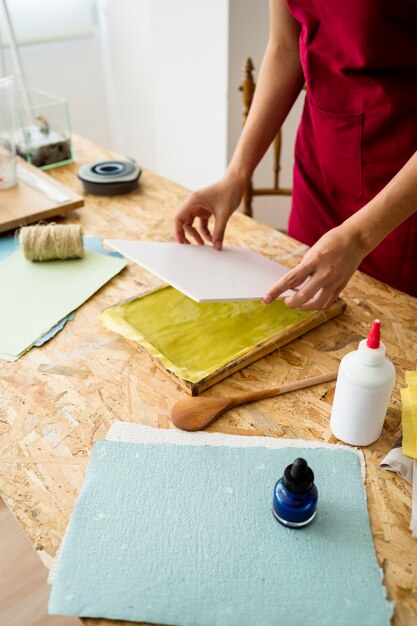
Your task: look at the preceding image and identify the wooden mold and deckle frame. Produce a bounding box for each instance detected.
[100,286,346,396]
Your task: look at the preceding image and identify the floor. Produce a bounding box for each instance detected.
[0,497,81,626]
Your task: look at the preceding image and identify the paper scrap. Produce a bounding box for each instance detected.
[380,438,413,484]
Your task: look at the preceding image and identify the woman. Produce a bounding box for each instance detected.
[174,0,417,310]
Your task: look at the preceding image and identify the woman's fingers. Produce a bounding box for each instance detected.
[199,217,213,243]
[283,276,321,308]
[262,226,366,311]
[291,289,328,311]
[174,195,208,245]
[288,286,337,311]
[174,217,190,244]
[262,261,313,304]
[174,196,222,247]
[183,222,205,245]
[212,211,230,251]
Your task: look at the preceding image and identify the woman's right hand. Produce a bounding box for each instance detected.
[173,177,244,250]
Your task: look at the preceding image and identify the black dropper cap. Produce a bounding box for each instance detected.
[283,458,314,494]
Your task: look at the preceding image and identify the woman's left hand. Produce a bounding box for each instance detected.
[262,226,367,310]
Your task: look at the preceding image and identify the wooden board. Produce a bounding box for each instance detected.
[0,157,84,233]
[0,135,416,626]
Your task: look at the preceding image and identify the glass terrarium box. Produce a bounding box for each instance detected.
[15,88,73,169]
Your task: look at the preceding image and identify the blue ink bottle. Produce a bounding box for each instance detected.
[272,457,318,528]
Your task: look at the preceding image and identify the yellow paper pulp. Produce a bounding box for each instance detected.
[401,371,417,459]
[99,286,314,383]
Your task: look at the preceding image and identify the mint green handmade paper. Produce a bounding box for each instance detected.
[49,434,392,626]
[0,249,126,359]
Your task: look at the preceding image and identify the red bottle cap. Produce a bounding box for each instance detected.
[366,319,381,349]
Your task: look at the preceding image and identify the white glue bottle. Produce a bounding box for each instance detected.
[330,320,395,446]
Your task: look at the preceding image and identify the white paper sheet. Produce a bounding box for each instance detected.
[104,241,297,302]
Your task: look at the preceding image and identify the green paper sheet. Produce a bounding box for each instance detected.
[0,250,126,359]
[99,286,314,383]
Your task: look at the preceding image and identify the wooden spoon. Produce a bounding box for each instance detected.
[171,371,338,431]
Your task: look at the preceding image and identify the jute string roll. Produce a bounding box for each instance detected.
[20,224,84,261]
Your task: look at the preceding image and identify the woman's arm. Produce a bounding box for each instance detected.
[174,0,304,249]
[225,0,304,187]
[263,150,417,309]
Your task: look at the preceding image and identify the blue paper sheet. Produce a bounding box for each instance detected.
[33,312,76,347]
[0,235,18,261]
[0,235,123,261]
[84,236,124,258]
[49,432,392,626]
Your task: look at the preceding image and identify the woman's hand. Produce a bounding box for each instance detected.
[262,226,367,310]
[174,177,244,250]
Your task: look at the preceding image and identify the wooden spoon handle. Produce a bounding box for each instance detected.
[227,371,338,408]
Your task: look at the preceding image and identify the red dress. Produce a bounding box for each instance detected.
[286,0,417,296]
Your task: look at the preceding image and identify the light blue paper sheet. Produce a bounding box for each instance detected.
[0,235,18,261]
[49,435,392,626]
[84,236,124,258]
[0,234,123,261]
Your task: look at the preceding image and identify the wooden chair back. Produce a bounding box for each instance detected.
[239,57,292,218]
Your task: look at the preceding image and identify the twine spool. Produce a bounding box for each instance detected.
[20,223,84,262]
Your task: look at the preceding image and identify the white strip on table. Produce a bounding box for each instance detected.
[17,165,72,203]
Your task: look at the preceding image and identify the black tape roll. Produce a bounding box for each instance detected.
[77,160,142,196]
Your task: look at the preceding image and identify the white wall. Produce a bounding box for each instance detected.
[2,36,110,148]
[1,1,303,232]
[97,0,303,227]
[228,0,304,231]
[98,0,229,190]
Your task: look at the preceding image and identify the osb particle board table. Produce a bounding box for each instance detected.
[0,135,416,626]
